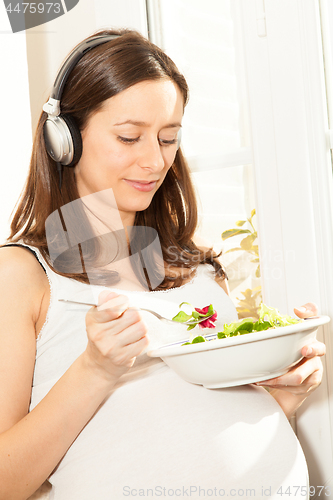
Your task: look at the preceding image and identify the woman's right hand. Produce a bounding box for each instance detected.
[84,290,148,383]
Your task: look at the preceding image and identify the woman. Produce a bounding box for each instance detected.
[0,29,325,500]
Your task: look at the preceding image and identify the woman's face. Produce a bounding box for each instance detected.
[75,79,184,226]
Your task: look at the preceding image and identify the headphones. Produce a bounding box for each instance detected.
[43,35,118,167]
[43,34,182,173]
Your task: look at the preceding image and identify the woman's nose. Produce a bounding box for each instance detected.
[137,137,165,172]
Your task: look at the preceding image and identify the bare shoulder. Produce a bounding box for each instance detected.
[0,245,48,286]
[0,246,49,319]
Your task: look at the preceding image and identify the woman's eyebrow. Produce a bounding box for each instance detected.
[113,119,182,128]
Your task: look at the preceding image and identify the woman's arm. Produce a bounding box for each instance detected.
[0,247,148,500]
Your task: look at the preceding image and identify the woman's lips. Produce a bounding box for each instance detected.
[123,179,157,192]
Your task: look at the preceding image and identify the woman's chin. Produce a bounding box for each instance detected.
[116,202,152,221]
[119,195,155,215]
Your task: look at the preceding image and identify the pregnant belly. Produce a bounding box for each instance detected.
[49,361,308,500]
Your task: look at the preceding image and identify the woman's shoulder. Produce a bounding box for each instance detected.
[0,245,49,308]
[0,244,45,272]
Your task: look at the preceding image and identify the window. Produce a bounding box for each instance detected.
[147,0,261,315]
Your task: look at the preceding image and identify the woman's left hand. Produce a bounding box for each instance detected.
[256,303,326,396]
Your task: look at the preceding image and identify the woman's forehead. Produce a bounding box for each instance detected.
[93,80,184,126]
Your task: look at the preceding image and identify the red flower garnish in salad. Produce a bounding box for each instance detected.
[195,306,217,329]
[172,302,217,330]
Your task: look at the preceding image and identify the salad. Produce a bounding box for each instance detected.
[172,302,301,345]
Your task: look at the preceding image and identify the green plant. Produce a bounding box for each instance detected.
[221,208,260,278]
[235,287,262,320]
[221,209,262,318]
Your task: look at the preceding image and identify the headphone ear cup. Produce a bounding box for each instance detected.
[61,114,83,167]
[43,114,82,166]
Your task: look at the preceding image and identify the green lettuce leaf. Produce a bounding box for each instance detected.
[172,311,192,323]
[216,303,301,340]
[192,336,206,343]
[181,336,206,345]
[258,303,300,327]
[220,318,255,337]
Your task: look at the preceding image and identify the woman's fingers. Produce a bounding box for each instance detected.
[261,370,323,394]
[301,339,326,358]
[84,291,149,381]
[97,289,118,304]
[256,339,326,395]
[115,334,149,363]
[294,302,319,318]
[87,293,130,323]
[88,308,145,344]
[268,357,321,385]
[256,355,323,394]
[116,313,148,345]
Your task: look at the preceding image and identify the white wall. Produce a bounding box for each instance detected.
[0,4,32,244]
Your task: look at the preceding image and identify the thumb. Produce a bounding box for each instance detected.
[294,302,318,318]
[97,290,119,306]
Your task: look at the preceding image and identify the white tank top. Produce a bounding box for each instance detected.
[21,244,308,500]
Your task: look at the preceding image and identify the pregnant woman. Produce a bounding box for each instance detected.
[0,29,325,500]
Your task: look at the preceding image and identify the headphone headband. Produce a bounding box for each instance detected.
[43,34,118,116]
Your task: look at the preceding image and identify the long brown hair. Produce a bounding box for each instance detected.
[9,28,226,290]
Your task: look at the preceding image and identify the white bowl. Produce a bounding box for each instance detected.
[147,316,330,388]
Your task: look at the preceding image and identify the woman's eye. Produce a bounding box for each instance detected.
[117,136,140,144]
[159,138,177,146]
[117,136,177,146]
